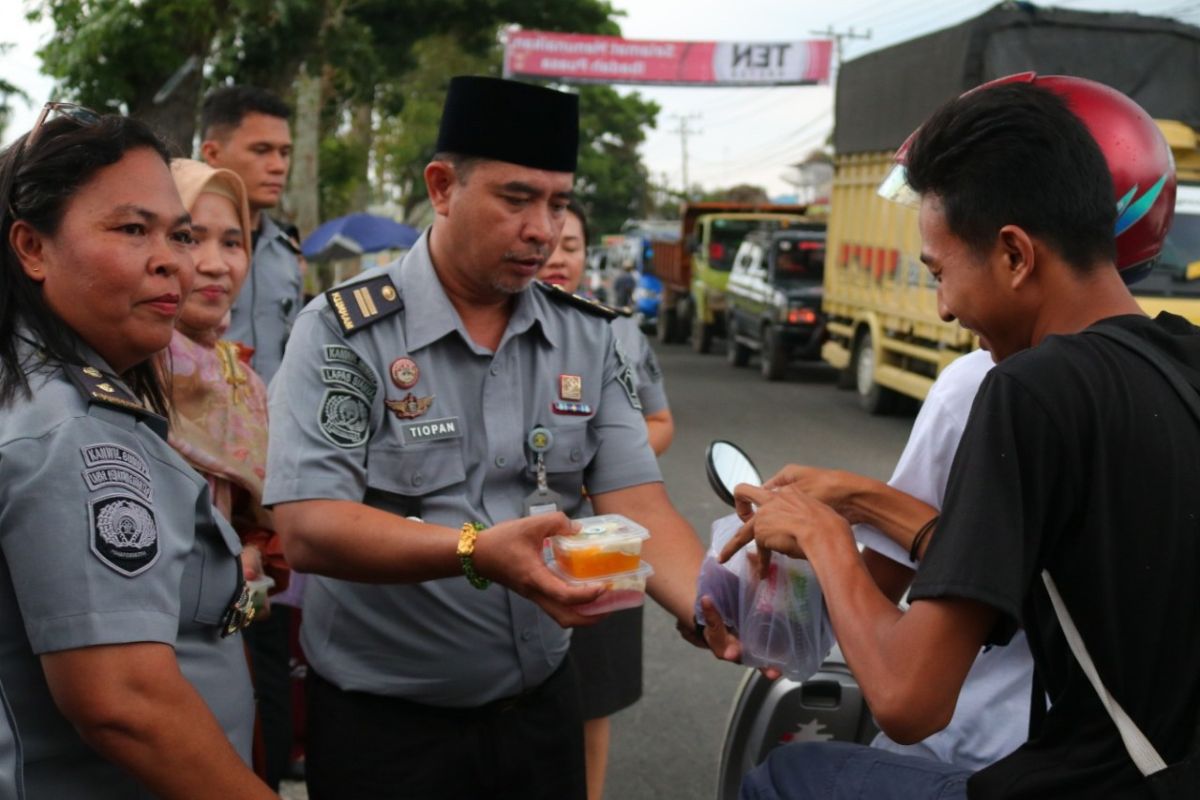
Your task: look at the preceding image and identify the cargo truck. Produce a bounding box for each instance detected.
[653,202,820,350]
[822,3,1200,414]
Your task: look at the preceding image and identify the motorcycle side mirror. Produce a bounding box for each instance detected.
[705,440,763,507]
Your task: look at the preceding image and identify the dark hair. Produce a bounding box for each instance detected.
[904,82,1116,272]
[201,86,292,141]
[0,114,174,413]
[431,151,482,184]
[566,198,590,247]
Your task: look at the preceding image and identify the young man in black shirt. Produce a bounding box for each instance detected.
[728,76,1199,798]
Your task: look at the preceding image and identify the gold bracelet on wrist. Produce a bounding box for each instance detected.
[458,521,490,589]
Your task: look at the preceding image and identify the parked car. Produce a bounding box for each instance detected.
[725,229,828,380]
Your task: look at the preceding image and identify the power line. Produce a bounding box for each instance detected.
[810,25,873,68]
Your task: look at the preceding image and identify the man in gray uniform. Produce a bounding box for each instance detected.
[201,85,303,385]
[265,76,706,800]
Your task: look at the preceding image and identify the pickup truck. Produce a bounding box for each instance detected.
[725,228,828,380]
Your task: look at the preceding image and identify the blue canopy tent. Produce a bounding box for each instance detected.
[302,213,420,261]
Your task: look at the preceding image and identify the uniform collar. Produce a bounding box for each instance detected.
[398,230,554,353]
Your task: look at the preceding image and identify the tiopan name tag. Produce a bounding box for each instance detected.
[403,416,463,444]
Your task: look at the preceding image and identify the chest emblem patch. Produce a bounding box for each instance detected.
[390,357,420,389]
[386,392,434,420]
[559,374,582,401]
[89,495,160,577]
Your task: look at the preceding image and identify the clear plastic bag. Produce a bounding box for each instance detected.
[740,553,831,681]
[694,513,833,682]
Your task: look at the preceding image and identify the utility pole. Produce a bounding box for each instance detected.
[810,25,872,70]
[668,113,702,199]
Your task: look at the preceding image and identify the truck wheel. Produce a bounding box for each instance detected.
[727,315,751,367]
[853,331,896,414]
[761,324,787,381]
[657,305,678,344]
[692,313,714,354]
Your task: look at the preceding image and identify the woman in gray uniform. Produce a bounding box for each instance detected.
[0,107,274,798]
[537,199,674,800]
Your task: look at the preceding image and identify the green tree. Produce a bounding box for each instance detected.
[575,85,660,235]
[0,44,32,142]
[30,0,230,153]
[701,183,771,204]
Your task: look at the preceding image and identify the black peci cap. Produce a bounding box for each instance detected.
[436,76,579,173]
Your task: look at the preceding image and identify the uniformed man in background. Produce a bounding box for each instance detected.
[200,85,303,385]
[264,76,707,800]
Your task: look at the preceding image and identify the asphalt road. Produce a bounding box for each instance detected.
[603,338,917,800]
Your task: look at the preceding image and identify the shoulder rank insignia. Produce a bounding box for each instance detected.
[64,364,169,439]
[326,275,404,336]
[534,280,619,321]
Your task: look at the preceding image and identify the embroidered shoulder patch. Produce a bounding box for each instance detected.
[319,389,371,448]
[614,339,643,411]
[535,281,619,320]
[89,494,159,577]
[325,275,403,336]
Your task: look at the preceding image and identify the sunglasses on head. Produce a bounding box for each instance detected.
[5,102,103,220]
[23,102,103,154]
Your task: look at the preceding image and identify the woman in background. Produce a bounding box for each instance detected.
[166,158,288,604]
[537,199,674,800]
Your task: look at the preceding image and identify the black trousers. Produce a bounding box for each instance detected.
[244,605,293,790]
[305,659,586,800]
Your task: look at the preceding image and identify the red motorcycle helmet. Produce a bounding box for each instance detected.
[880,72,1176,284]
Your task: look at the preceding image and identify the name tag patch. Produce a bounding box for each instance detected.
[402,416,462,444]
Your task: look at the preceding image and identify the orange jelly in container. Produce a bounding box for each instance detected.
[550,514,650,579]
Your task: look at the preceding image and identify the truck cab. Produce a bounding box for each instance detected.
[688,212,819,353]
[726,229,828,379]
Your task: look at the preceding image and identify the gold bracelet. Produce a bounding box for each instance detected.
[458,522,490,589]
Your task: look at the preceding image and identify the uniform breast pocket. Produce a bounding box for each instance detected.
[365,442,467,515]
[536,425,598,482]
[186,520,241,628]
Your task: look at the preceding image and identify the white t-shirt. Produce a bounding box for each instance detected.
[855,349,1035,771]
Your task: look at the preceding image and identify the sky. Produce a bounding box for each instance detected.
[4,1,1200,197]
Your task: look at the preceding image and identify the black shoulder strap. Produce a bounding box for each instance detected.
[62,363,169,439]
[534,280,619,321]
[325,275,404,336]
[1087,324,1200,426]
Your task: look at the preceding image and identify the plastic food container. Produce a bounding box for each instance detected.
[550,561,655,616]
[550,514,650,579]
[246,575,276,613]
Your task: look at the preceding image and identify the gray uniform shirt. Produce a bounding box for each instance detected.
[264,232,661,707]
[611,315,669,415]
[0,346,254,797]
[0,680,20,800]
[227,214,304,384]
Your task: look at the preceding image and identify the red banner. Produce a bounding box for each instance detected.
[504,30,833,87]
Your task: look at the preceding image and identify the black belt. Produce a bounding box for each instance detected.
[313,657,573,719]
